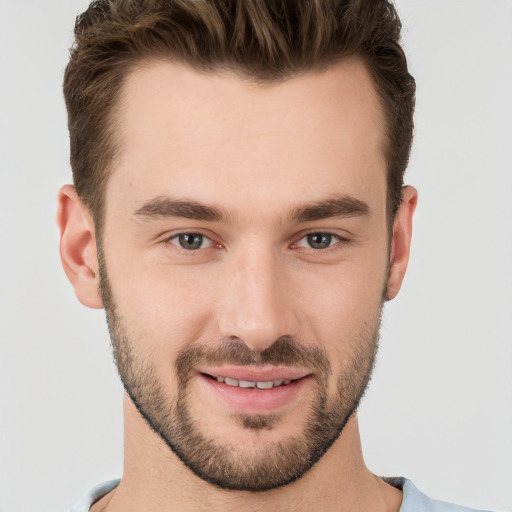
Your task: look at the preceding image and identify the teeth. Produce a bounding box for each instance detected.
[214,376,294,389]
[239,380,256,388]
[256,381,273,389]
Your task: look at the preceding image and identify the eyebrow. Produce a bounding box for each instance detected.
[133,194,370,224]
[134,197,227,222]
[290,195,370,223]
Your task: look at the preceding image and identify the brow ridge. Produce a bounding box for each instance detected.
[133,194,369,224]
[134,197,226,222]
[291,195,370,223]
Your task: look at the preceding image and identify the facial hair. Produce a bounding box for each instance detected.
[98,254,382,492]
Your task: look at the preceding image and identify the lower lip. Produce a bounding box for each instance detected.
[198,374,312,414]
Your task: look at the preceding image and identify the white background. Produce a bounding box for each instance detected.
[0,1,511,511]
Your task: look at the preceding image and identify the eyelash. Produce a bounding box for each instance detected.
[165,232,216,251]
[163,231,350,253]
[292,232,347,251]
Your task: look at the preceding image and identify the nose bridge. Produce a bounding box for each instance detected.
[218,244,297,351]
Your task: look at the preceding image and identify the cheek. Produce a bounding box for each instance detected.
[296,255,386,365]
[106,254,216,359]
[301,255,387,319]
[107,266,217,395]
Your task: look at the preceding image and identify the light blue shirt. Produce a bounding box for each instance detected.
[388,478,491,512]
[69,477,492,511]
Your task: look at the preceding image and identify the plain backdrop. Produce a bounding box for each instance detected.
[0,1,511,511]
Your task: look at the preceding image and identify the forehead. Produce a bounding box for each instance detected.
[108,57,387,220]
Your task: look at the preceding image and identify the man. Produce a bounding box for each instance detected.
[57,1,491,511]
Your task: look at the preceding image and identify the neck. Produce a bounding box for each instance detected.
[93,395,402,512]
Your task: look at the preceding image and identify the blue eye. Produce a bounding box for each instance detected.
[297,232,339,250]
[170,233,212,250]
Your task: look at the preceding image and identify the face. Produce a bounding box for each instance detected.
[99,58,391,491]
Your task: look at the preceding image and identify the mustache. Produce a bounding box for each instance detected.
[176,336,331,379]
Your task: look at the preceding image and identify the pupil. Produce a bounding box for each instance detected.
[308,233,331,249]
[179,233,202,250]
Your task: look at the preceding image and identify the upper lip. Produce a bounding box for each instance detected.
[198,366,311,382]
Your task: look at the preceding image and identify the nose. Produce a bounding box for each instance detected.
[217,247,298,353]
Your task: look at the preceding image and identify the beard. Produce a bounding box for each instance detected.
[98,255,382,492]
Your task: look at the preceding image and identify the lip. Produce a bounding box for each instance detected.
[196,366,313,414]
[198,365,310,382]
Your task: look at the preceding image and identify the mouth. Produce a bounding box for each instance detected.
[203,373,297,389]
[196,367,312,414]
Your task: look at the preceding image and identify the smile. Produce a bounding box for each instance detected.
[208,375,294,389]
[197,368,312,414]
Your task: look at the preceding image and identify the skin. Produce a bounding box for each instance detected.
[58,57,417,511]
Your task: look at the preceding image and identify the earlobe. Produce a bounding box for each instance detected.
[386,186,418,301]
[57,185,103,309]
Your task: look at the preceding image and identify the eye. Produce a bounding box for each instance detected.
[168,233,213,251]
[296,232,340,250]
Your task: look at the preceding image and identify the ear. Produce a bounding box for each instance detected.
[386,186,418,301]
[57,185,103,309]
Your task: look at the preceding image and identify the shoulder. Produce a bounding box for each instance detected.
[387,477,493,512]
[68,479,120,512]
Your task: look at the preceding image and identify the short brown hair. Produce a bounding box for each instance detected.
[64,0,415,231]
